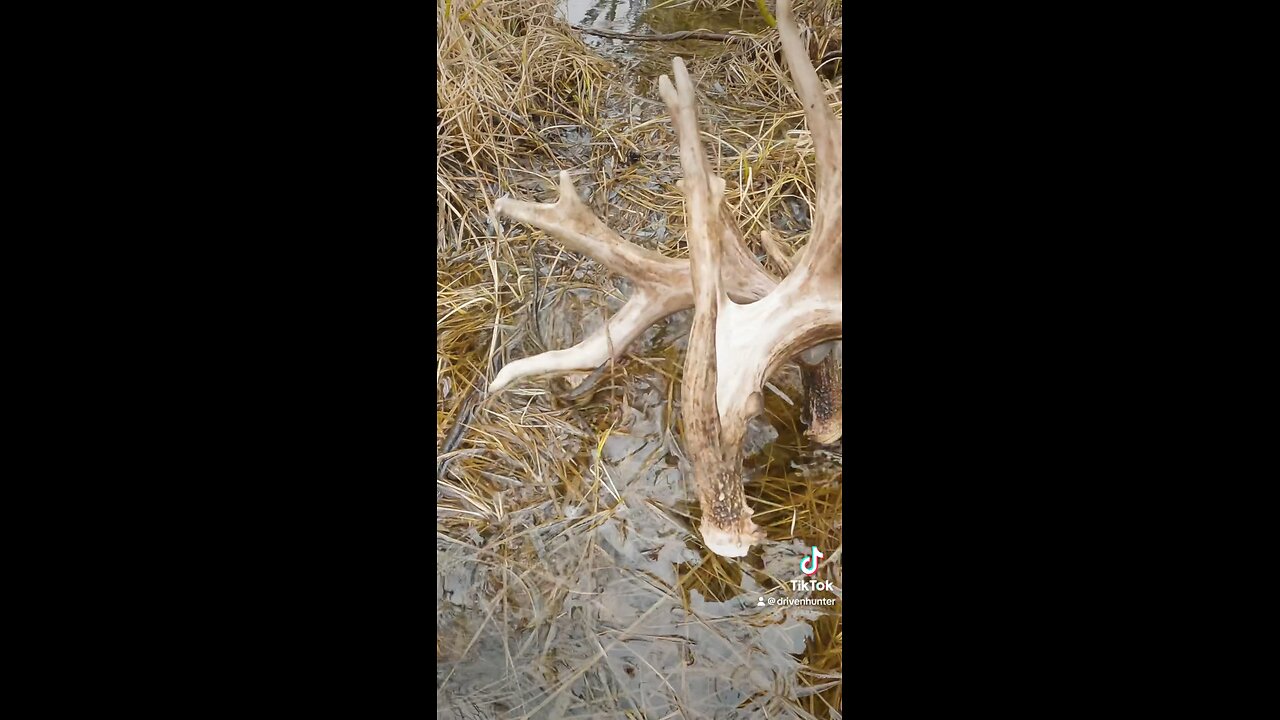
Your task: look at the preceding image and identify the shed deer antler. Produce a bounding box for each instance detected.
[490,0,841,557]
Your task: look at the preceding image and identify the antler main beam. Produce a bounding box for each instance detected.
[661,0,841,556]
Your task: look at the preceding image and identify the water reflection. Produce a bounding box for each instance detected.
[561,0,642,30]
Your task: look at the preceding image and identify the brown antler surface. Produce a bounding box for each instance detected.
[490,0,841,557]
[762,230,842,445]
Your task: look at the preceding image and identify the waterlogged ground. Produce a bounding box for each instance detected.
[563,0,771,40]
[437,372,842,716]
[438,1,842,717]
[437,366,843,717]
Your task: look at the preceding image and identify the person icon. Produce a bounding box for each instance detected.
[757,597,766,607]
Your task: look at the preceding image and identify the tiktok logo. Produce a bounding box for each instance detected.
[800,546,824,575]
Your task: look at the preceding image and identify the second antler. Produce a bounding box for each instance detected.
[490,0,841,557]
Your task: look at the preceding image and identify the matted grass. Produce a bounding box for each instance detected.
[438,1,842,717]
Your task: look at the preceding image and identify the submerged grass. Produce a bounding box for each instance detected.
[438,1,842,717]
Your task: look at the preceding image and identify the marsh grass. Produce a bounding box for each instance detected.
[438,0,842,716]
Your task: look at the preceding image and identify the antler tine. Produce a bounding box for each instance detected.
[659,60,718,238]
[660,62,778,302]
[777,0,839,194]
[488,289,688,394]
[494,171,680,285]
[777,0,841,279]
